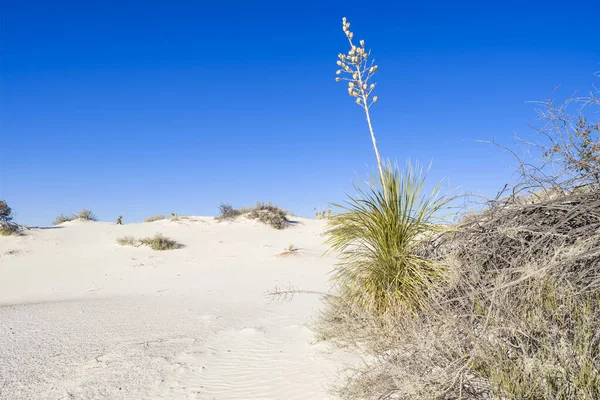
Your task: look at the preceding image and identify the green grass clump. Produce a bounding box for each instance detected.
[144,214,165,223]
[325,161,450,315]
[116,236,137,246]
[139,234,179,250]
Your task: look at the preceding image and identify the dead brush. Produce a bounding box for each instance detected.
[317,189,600,399]
[246,202,290,230]
[139,234,180,250]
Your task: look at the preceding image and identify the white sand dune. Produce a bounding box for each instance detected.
[0,217,356,399]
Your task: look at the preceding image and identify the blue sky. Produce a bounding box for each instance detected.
[1,0,599,226]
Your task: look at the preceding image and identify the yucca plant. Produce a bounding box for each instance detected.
[325,161,451,315]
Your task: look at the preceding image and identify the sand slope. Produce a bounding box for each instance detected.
[0,217,355,399]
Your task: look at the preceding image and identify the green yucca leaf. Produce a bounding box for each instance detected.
[325,160,454,315]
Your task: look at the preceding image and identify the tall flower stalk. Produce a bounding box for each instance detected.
[335,17,386,201]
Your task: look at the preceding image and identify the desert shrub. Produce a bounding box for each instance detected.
[0,224,20,236]
[53,214,73,225]
[139,234,179,250]
[116,236,137,246]
[215,204,241,221]
[315,206,333,220]
[319,189,600,399]
[144,214,164,223]
[246,201,289,229]
[0,200,21,236]
[325,161,451,316]
[0,200,13,223]
[76,209,96,221]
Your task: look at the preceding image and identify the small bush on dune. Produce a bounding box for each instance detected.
[76,209,97,221]
[246,201,289,230]
[0,200,21,236]
[139,234,179,250]
[216,202,290,229]
[53,209,96,224]
[53,214,73,225]
[116,236,137,246]
[215,204,241,221]
[0,224,21,236]
[144,214,164,223]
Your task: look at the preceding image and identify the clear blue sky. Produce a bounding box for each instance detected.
[1,0,599,226]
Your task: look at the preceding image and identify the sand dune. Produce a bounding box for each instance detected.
[0,217,356,399]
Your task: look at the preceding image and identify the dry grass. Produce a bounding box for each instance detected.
[0,224,21,236]
[246,202,289,229]
[53,214,73,225]
[144,214,165,223]
[278,244,299,257]
[215,204,241,221]
[53,209,97,225]
[139,234,180,250]
[76,209,96,221]
[216,202,290,229]
[116,236,138,246]
[317,189,600,399]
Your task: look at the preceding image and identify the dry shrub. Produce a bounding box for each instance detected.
[76,209,96,221]
[215,204,241,221]
[318,189,600,399]
[139,234,179,250]
[0,223,21,236]
[116,236,137,246]
[53,214,73,225]
[144,214,165,223]
[53,209,96,224]
[216,202,290,229]
[246,201,289,229]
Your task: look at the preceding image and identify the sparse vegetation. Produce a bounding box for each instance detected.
[53,214,73,225]
[215,202,290,229]
[116,236,137,246]
[279,244,299,257]
[144,214,165,223]
[246,202,289,229]
[116,234,180,250]
[0,225,20,236]
[0,200,22,236]
[0,200,13,223]
[139,234,179,250]
[76,209,97,221]
[53,209,97,225]
[215,204,241,221]
[53,213,71,225]
[315,206,332,220]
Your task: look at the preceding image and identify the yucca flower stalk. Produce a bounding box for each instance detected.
[336,17,386,202]
[325,161,451,315]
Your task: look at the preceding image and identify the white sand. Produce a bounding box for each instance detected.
[0,217,355,399]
